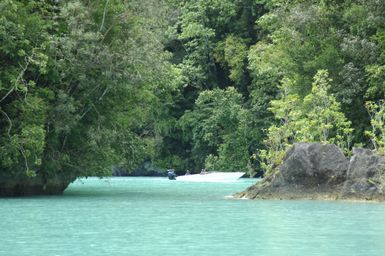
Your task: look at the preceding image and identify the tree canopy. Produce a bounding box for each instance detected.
[0,0,384,179]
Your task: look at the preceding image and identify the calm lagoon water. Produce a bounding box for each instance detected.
[1,177,385,256]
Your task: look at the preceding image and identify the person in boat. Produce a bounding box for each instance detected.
[185,170,191,175]
[200,168,208,174]
[167,169,176,180]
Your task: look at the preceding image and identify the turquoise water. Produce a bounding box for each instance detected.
[1,177,385,256]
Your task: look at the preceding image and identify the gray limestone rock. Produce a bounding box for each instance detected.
[234,143,385,202]
[341,148,385,200]
[279,143,349,187]
[0,174,76,196]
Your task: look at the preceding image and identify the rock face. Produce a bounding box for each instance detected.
[279,143,348,187]
[0,175,76,197]
[235,143,385,202]
[341,148,385,201]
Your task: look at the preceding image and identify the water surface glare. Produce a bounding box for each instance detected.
[1,177,385,256]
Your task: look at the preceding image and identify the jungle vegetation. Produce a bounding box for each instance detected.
[0,0,384,179]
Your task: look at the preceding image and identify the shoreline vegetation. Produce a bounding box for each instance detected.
[1,1,384,196]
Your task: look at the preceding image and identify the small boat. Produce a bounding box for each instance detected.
[167,169,177,180]
[174,172,245,182]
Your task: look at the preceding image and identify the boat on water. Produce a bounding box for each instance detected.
[167,170,245,182]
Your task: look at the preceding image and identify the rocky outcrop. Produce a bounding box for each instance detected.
[341,148,385,201]
[235,143,385,202]
[279,143,348,187]
[0,174,76,197]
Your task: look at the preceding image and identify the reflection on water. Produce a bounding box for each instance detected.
[1,177,385,256]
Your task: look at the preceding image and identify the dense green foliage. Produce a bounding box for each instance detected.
[0,0,175,178]
[162,0,385,174]
[1,0,384,179]
[365,100,385,155]
[260,70,353,174]
[179,87,250,171]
